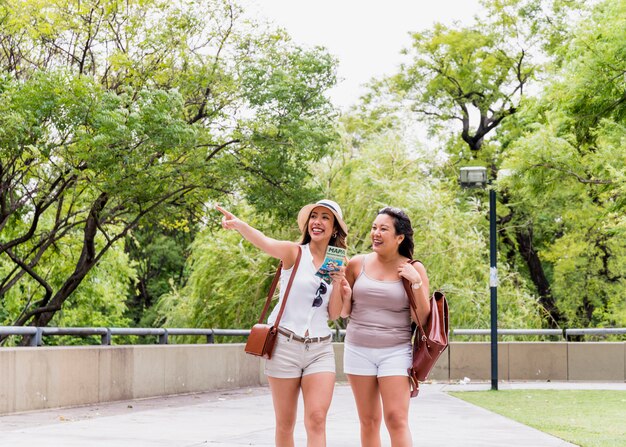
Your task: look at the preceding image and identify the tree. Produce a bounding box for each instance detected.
[324,126,545,332]
[500,0,626,328]
[0,0,338,340]
[380,0,593,326]
[158,126,546,336]
[391,1,540,153]
[124,222,194,326]
[155,212,289,337]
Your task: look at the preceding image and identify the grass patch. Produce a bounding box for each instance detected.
[448,390,626,447]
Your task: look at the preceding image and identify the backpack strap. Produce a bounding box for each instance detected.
[402,259,427,339]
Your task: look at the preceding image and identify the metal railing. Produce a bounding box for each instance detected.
[0,326,625,346]
[0,326,251,347]
[451,328,626,341]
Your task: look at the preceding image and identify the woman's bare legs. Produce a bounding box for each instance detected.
[268,377,301,447]
[379,376,412,446]
[269,373,335,447]
[347,374,383,447]
[301,372,336,447]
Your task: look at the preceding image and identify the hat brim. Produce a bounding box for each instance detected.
[297,203,348,235]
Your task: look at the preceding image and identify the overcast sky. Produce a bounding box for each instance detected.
[241,0,485,110]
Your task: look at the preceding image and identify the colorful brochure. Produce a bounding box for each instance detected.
[315,246,347,284]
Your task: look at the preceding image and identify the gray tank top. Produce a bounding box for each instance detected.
[345,255,412,348]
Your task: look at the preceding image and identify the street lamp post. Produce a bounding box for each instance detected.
[459,166,498,390]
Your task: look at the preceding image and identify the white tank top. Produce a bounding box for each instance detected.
[267,244,333,338]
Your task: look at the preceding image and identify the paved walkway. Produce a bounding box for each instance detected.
[1,382,625,446]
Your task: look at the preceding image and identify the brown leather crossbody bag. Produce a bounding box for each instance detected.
[244,246,302,359]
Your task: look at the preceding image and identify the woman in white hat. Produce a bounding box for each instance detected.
[216,199,350,447]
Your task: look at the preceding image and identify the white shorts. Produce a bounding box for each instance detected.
[343,342,412,377]
[264,333,336,379]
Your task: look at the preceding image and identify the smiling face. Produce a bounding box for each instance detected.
[370,213,404,254]
[307,206,336,243]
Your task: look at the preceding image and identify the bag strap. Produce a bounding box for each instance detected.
[257,245,303,326]
[402,259,427,339]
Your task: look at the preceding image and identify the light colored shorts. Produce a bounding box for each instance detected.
[343,342,412,377]
[264,333,336,379]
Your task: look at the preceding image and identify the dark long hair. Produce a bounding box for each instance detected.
[378,207,414,259]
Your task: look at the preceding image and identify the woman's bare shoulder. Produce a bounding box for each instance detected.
[346,253,366,275]
[348,253,367,264]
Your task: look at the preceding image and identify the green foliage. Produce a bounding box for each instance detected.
[389,0,556,154]
[155,209,299,338]
[130,0,626,332]
[499,0,626,327]
[0,0,339,334]
[45,246,136,345]
[0,70,206,331]
[548,0,626,140]
[124,222,195,327]
[162,124,545,334]
[3,0,623,336]
[233,41,339,218]
[360,0,625,330]
[0,234,135,345]
[319,127,544,330]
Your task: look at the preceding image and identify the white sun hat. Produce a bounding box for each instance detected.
[297,199,348,234]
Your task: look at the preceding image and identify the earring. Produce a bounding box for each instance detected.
[332,232,337,238]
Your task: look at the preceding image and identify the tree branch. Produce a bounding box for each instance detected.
[530,163,613,185]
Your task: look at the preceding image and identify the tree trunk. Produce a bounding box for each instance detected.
[19,193,109,345]
[515,227,563,327]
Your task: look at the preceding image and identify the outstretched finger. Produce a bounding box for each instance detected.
[215,204,234,219]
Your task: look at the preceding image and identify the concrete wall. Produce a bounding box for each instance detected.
[1,342,624,415]
[0,344,263,415]
[447,342,626,382]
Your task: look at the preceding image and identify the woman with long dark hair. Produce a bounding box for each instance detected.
[341,207,430,447]
[217,199,350,447]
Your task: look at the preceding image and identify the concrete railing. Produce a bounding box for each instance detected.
[1,341,624,416]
